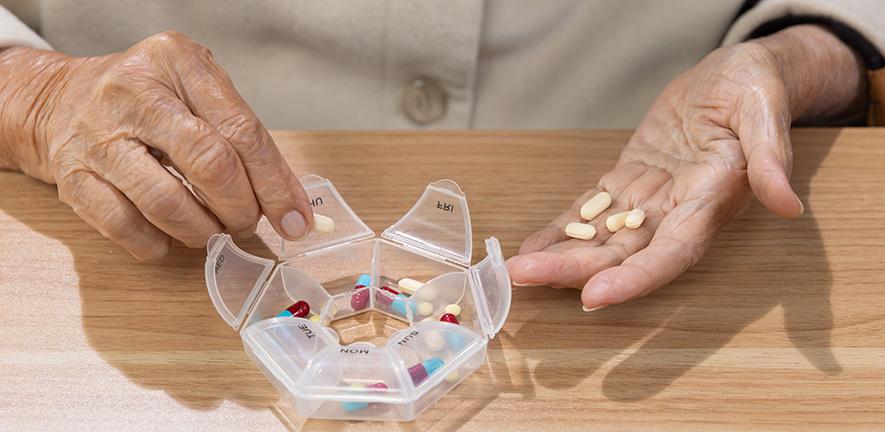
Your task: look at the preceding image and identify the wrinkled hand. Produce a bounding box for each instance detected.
[507,25,866,309]
[0,31,313,261]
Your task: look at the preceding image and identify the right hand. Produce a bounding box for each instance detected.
[0,31,313,261]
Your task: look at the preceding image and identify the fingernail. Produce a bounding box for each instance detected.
[512,281,536,287]
[797,197,805,215]
[582,304,607,312]
[280,211,308,239]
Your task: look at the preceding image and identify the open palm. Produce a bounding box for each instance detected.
[507,42,804,309]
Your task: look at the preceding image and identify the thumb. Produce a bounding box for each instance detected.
[736,81,804,219]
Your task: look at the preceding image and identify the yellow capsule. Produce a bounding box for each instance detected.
[625,208,646,229]
[313,213,335,233]
[565,222,597,240]
[580,192,612,220]
[397,277,424,294]
[606,211,630,233]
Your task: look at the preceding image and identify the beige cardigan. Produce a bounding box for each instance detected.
[1,0,883,130]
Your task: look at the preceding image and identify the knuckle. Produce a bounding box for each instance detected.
[98,204,140,241]
[141,181,190,221]
[217,113,267,154]
[187,137,240,188]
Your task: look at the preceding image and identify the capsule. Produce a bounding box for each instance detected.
[580,192,612,221]
[606,211,630,233]
[351,286,369,311]
[375,286,399,306]
[313,213,335,233]
[408,357,444,385]
[391,294,417,316]
[440,313,459,324]
[341,382,388,412]
[397,278,424,295]
[565,222,597,240]
[625,208,646,229]
[277,300,310,318]
[355,273,371,288]
[444,304,461,317]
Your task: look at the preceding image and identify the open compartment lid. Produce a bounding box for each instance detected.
[205,233,275,329]
[279,175,374,260]
[468,237,512,339]
[381,179,472,266]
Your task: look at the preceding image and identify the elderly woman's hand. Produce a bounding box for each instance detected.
[0,31,313,261]
[507,25,867,309]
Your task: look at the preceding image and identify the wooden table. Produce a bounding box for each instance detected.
[2,129,884,431]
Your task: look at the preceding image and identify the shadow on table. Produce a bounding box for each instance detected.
[0,177,532,431]
[510,129,842,402]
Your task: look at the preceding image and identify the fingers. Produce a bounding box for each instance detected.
[86,138,224,248]
[736,80,803,218]
[57,168,171,261]
[508,210,657,288]
[581,200,715,308]
[135,96,261,237]
[168,38,313,240]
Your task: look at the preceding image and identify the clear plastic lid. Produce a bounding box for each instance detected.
[205,233,275,328]
[382,180,472,266]
[280,175,374,260]
[467,237,511,339]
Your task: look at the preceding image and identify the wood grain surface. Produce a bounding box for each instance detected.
[2,129,884,431]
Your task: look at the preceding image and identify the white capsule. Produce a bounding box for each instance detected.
[313,213,335,233]
[418,302,434,316]
[580,192,612,221]
[625,208,646,229]
[397,278,424,294]
[565,222,597,240]
[421,317,435,323]
[444,304,461,317]
[425,330,446,351]
[606,211,630,233]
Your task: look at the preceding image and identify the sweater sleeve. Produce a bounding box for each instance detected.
[723,0,885,124]
[0,5,50,50]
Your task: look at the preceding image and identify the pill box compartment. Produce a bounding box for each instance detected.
[205,176,511,421]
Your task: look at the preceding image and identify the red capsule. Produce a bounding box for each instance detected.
[381,286,400,295]
[440,313,459,324]
[351,286,369,310]
[374,286,397,306]
[284,300,310,318]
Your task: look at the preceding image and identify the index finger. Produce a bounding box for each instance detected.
[168,36,313,240]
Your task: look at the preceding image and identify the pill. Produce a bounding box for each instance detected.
[355,273,371,288]
[440,313,459,325]
[421,317,435,323]
[313,213,335,233]
[580,192,612,221]
[606,211,630,233]
[341,382,388,412]
[391,294,416,316]
[381,286,400,296]
[408,357,444,385]
[374,286,399,306]
[565,222,597,240]
[418,302,434,316]
[351,286,369,311]
[444,304,461,317]
[397,278,424,294]
[625,208,646,229]
[309,314,321,323]
[417,286,438,301]
[425,330,446,351]
[278,300,310,318]
[445,371,460,383]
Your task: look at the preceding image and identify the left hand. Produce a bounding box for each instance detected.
[506,25,867,309]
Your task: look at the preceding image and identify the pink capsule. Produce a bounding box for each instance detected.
[375,286,399,306]
[351,286,369,310]
[278,300,310,318]
[440,313,459,324]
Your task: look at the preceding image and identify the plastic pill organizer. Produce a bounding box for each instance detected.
[204,175,512,421]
